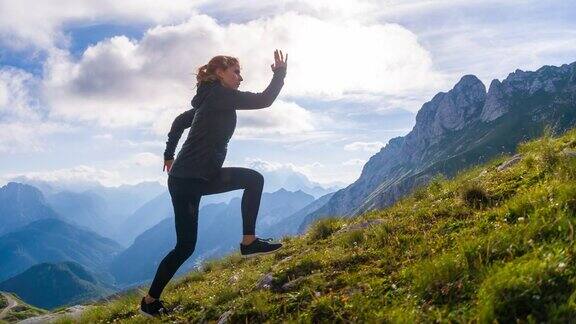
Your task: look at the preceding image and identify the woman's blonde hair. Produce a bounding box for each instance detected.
[195,55,239,87]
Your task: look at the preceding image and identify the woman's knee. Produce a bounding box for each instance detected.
[250,169,264,190]
[174,241,196,260]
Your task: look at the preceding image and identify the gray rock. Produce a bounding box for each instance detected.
[562,149,576,157]
[480,80,508,122]
[339,219,384,233]
[497,154,523,171]
[228,274,240,284]
[255,273,273,290]
[281,276,307,292]
[217,310,233,324]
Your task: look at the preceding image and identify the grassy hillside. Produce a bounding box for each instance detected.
[65,128,576,323]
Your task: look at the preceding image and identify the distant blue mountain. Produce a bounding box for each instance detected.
[10,178,166,229]
[0,218,123,282]
[46,190,114,239]
[0,261,115,310]
[0,182,60,236]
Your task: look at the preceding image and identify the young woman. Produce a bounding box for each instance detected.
[140,50,288,317]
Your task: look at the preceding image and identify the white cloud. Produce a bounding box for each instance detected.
[235,100,315,137]
[3,165,123,187]
[200,0,382,23]
[343,158,366,166]
[245,157,322,176]
[344,141,383,153]
[0,122,71,153]
[2,153,166,187]
[0,67,72,153]
[0,0,205,49]
[0,67,42,121]
[93,133,113,140]
[124,152,163,168]
[41,11,442,130]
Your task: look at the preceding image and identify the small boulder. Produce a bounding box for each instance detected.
[339,219,384,233]
[255,273,274,290]
[217,310,233,324]
[562,148,576,158]
[281,276,307,292]
[228,274,240,284]
[497,154,522,171]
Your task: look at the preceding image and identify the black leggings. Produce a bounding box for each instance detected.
[148,167,264,298]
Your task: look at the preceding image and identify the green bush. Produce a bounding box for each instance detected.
[337,229,365,248]
[428,174,447,196]
[308,217,342,241]
[459,183,491,209]
[365,222,392,249]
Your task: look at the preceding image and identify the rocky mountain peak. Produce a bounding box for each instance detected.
[409,74,486,148]
[481,61,576,122]
[1,182,46,205]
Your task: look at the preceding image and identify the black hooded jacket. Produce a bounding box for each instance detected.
[166,67,286,181]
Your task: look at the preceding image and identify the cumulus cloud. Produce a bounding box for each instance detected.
[0,67,71,153]
[235,100,315,137]
[41,11,441,130]
[0,0,205,49]
[343,141,384,153]
[0,67,42,121]
[3,165,123,188]
[200,0,382,23]
[123,152,163,168]
[245,157,323,177]
[0,121,72,153]
[2,152,165,187]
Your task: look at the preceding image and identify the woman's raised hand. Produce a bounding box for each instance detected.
[270,49,288,72]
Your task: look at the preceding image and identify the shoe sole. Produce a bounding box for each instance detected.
[139,309,155,318]
[241,246,282,258]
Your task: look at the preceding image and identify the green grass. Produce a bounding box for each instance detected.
[74,127,576,323]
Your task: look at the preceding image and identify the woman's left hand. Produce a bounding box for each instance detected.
[271,49,288,72]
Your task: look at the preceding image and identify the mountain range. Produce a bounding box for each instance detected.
[0,261,114,310]
[304,61,576,228]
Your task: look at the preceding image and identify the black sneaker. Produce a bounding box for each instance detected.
[140,297,170,318]
[240,237,283,258]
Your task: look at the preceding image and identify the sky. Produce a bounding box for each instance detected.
[0,0,575,188]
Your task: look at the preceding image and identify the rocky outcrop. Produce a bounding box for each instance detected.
[302,61,576,229]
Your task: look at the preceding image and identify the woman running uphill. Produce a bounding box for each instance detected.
[140,50,288,317]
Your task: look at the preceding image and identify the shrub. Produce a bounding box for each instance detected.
[308,217,342,241]
[411,185,429,201]
[460,183,491,209]
[428,174,447,196]
[337,229,365,248]
[365,223,392,249]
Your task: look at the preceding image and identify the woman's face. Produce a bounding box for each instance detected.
[217,64,243,89]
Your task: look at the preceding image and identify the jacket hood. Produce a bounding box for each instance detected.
[191,80,220,108]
